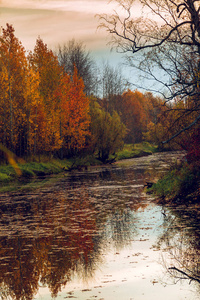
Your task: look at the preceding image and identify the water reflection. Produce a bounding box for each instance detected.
[156,203,200,288]
[0,167,148,300]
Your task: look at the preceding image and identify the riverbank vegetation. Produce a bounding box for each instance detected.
[0,142,156,191]
[149,161,200,204]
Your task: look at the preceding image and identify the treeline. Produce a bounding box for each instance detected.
[0,24,163,162]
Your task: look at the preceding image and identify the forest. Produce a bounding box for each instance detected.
[0,15,200,170]
[0,23,166,164]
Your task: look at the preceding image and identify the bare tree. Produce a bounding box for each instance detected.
[98,0,200,140]
[56,39,97,96]
[100,61,128,100]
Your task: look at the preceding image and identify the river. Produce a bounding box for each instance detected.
[0,151,199,300]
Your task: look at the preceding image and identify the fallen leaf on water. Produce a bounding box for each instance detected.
[151,280,158,285]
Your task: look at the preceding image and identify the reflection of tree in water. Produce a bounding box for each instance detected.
[0,167,146,300]
[157,204,200,288]
[105,210,136,250]
[0,192,103,299]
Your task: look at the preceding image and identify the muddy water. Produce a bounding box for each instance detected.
[0,152,199,300]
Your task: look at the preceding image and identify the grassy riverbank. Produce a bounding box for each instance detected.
[116,142,157,160]
[0,156,101,192]
[150,160,200,205]
[0,142,157,192]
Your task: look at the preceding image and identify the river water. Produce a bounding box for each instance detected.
[0,152,200,300]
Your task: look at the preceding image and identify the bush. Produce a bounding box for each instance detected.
[0,173,11,183]
[21,168,35,178]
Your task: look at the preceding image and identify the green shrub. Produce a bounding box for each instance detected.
[21,168,35,178]
[152,169,180,199]
[0,173,11,183]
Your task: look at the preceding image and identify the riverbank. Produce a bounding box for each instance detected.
[150,159,200,205]
[0,142,157,192]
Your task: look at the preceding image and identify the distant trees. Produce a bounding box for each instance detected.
[144,97,200,154]
[100,62,128,100]
[56,41,129,99]
[101,89,162,144]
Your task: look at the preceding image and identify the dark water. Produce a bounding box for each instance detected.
[0,152,199,300]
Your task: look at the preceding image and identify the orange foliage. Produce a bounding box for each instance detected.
[0,25,90,158]
[113,90,158,143]
[55,67,90,155]
[121,90,146,142]
[0,24,29,155]
[100,89,163,144]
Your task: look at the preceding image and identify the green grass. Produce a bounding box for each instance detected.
[116,142,157,160]
[150,163,200,203]
[0,155,103,192]
[0,172,11,182]
[0,143,157,192]
[0,159,71,190]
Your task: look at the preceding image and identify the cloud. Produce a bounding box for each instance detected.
[0,0,117,14]
[0,0,120,51]
[0,0,144,70]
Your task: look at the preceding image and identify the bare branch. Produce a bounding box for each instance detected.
[169,267,200,283]
[162,113,200,144]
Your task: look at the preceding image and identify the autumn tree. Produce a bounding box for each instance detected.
[56,67,90,157]
[29,38,64,155]
[29,38,91,157]
[0,24,41,157]
[99,0,200,141]
[100,89,162,144]
[0,24,25,153]
[121,90,150,143]
[22,66,41,156]
[144,96,200,152]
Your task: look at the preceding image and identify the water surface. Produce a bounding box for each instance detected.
[0,152,199,300]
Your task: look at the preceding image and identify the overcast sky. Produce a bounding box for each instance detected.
[0,0,157,90]
[0,1,125,57]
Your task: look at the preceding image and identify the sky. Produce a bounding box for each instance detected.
[0,0,160,91]
[0,0,127,62]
